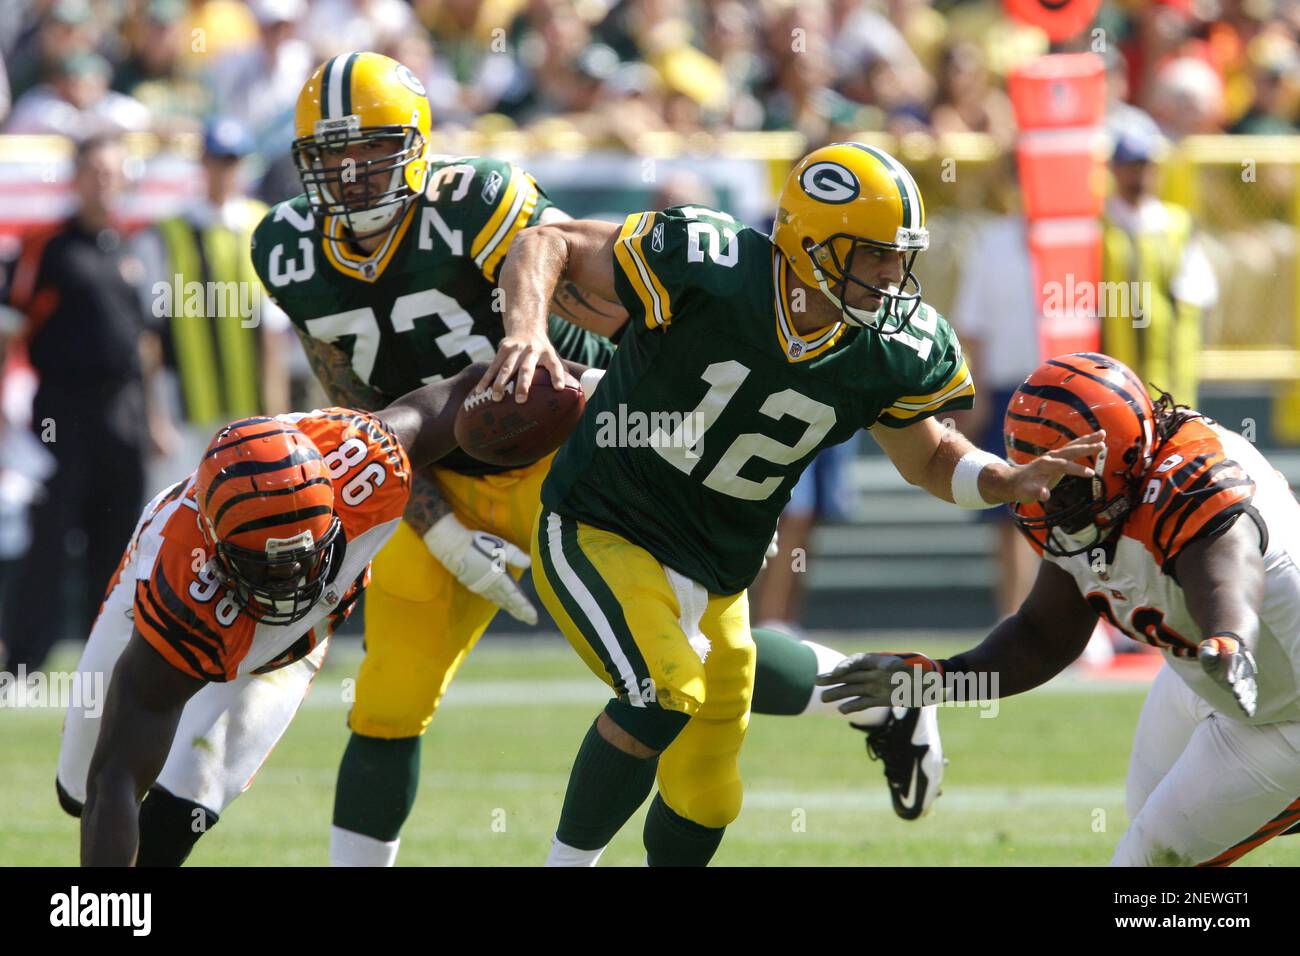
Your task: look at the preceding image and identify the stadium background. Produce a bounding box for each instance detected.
[2,0,1300,865]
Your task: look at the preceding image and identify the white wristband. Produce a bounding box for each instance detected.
[951,449,1003,509]
[423,512,469,568]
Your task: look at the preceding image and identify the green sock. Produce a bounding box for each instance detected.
[750,627,817,716]
[643,793,725,866]
[332,733,420,842]
[556,716,660,851]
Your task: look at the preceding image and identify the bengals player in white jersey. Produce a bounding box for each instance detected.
[819,352,1300,866]
[60,363,491,866]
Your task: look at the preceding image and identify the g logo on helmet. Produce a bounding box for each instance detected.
[799,161,860,205]
[395,64,426,97]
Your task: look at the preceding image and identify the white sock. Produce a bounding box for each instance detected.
[802,640,889,728]
[545,836,604,867]
[330,825,399,867]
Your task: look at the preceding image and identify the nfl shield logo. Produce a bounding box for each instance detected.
[363,262,376,279]
[651,222,665,253]
[788,339,805,359]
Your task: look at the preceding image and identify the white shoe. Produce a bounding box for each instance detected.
[861,705,945,820]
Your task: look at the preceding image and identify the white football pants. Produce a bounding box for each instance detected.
[1114,662,1300,866]
[57,571,327,817]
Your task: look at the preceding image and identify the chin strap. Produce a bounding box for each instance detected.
[341,199,405,237]
[814,272,882,327]
[808,259,920,331]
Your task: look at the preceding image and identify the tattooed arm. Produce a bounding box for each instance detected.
[294,329,534,620]
[295,327,451,535]
[392,462,451,535]
[539,205,628,339]
[549,278,628,338]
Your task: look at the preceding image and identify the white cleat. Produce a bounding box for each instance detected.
[860,705,945,820]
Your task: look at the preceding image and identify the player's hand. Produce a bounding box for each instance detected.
[477,333,566,404]
[815,652,942,713]
[1003,431,1107,504]
[423,513,538,625]
[1198,633,1258,718]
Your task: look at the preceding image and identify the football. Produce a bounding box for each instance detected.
[453,366,586,467]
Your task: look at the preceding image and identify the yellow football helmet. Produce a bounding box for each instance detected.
[292,51,432,238]
[772,142,929,332]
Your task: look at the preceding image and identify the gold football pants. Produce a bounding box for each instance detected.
[532,506,755,829]
[348,456,552,738]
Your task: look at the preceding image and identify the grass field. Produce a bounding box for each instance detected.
[4,632,1300,866]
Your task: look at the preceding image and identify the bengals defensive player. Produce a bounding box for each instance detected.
[59,363,489,866]
[820,352,1300,866]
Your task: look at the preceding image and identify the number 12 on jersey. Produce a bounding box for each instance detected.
[651,360,836,501]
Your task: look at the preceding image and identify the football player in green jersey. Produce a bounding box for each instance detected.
[252,51,629,866]
[482,142,1105,864]
[254,55,975,865]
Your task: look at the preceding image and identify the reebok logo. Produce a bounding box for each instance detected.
[651,222,665,253]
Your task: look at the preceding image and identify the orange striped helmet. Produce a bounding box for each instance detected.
[1004,353,1156,557]
[194,417,342,626]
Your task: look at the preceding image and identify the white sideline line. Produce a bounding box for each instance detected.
[300,672,1147,710]
[242,762,1126,813]
[0,670,1146,715]
[743,785,1126,812]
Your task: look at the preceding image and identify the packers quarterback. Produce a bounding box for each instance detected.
[253,55,958,866]
[481,142,1103,864]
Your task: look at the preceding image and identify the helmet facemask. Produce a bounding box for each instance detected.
[206,517,342,626]
[805,232,926,334]
[1011,446,1136,558]
[292,117,425,240]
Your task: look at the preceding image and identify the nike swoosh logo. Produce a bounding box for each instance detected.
[901,762,920,807]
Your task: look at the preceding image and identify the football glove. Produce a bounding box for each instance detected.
[815,651,943,713]
[423,513,537,625]
[1198,633,1258,718]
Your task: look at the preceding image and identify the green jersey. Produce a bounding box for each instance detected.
[541,205,975,594]
[251,155,614,475]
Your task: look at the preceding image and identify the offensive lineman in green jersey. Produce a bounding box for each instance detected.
[252,52,624,866]
[252,55,967,865]
[482,142,1105,865]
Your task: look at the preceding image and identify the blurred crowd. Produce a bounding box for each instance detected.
[1,0,1298,651]
[0,0,1298,163]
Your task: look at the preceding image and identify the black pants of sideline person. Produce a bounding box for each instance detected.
[1,402,145,674]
